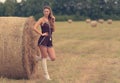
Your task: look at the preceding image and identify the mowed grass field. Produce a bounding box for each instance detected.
[0,21,120,83]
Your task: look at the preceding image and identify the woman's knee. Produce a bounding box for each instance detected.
[41,54,47,58]
[51,58,55,61]
[50,56,56,61]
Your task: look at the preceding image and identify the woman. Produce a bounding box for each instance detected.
[33,6,56,80]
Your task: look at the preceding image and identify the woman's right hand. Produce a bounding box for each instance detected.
[42,33,48,36]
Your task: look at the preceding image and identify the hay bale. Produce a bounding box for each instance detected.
[98,19,104,24]
[0,16,40,79]
[107,19,112,24]
[91,21,97,27]
[68,19,72,23]
[86,19,91,23]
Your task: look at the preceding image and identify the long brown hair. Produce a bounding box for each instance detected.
[43,6,55,32]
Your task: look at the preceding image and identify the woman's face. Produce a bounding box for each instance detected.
[43,8,50,17]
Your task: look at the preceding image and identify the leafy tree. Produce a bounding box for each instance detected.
[4,0,17,16]
[0,2,5,16]
[0,0,120,20]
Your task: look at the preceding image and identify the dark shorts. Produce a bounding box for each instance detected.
[38,36,53,47]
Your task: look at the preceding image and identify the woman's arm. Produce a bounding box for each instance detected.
[33,18,42,35]
[34,18,48,36]
[52,16,55,23]
[52,16,55,32]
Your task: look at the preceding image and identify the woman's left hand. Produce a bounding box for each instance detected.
[52,16,55,22]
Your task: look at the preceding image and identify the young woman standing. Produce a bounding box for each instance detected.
[34,6,56,80]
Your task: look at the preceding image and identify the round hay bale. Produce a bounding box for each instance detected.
[86,19,91,23]
[91,21,97,27]
[68,19,72,23]
[0,16,40,79]
[107,19,112,24]
[98,19,104,24]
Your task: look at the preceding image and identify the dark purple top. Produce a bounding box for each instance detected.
[40,22,53,36]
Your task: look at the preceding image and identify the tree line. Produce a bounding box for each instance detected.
[0,0,120,21]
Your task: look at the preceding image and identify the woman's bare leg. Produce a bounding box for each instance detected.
[39,46,48,58]
[39,46,51,80]
[47,47,56,61]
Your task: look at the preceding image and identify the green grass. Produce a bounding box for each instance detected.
[0,21,120,83]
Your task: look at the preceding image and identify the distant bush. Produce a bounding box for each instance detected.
[33,14,120,21]
[55,15,88,21]
[55,15,74,21]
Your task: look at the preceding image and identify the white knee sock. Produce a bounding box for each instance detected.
[41,58,51,80]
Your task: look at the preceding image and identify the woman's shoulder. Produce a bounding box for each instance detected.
[37,17,44,25]
[38,17,44,22]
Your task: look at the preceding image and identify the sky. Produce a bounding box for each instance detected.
[0,0,22,3]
